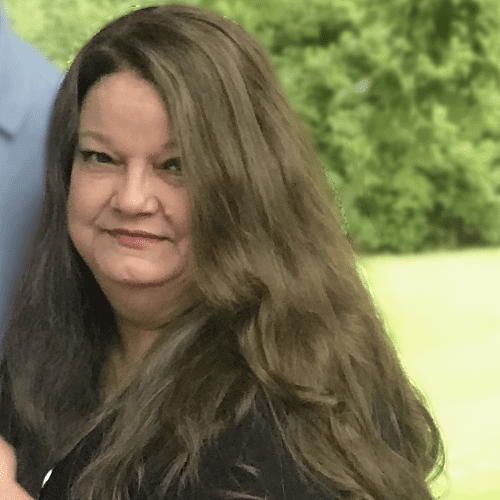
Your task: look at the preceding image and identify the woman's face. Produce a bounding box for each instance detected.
[67,70,195,306]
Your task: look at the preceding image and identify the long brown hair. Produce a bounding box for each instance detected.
[0,4,445,500]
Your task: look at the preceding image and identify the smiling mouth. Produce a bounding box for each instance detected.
[107,229,168,250]
[108,229,166,240]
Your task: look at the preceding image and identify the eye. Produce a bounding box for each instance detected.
[79,150,114,164]
[159,157,182,172]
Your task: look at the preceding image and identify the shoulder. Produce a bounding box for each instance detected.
[0,8,62,140]
[0,9,62,94]
[185,396,402,500]
[8,34,62,102]
[190,398,337,500]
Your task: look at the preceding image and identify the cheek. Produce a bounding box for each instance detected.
[163,187,193,235]
[66,173,98,238]
[66,183,81,240]
[180,195,194,238]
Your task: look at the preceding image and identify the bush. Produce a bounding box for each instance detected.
[201,0,500,254]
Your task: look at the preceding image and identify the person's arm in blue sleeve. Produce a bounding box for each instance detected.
[0,2,63,353]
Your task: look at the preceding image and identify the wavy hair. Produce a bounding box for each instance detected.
[0,4,445,500]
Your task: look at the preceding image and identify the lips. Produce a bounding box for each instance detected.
[107,229,166,240]
[107,229,167,249]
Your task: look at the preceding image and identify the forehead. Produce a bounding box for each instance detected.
[81,70,164,115]
[78,70,175,152]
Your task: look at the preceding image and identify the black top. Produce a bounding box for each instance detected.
[38,399,340,500]
[36,395,402,500]
[0,356,401,500]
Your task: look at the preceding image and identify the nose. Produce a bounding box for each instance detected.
[110,163,159,215]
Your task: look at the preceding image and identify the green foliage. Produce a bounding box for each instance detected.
[198,0,500,254]
[4,0,192,69]
[5,0,500,254]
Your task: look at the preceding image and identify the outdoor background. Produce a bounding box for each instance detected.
[4,0,500,499]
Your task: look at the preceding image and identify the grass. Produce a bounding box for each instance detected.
[358,247,500,499]
[4,0,500,497]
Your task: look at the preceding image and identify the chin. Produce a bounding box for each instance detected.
[99,262,186,287]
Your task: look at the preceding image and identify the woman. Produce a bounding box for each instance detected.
[0,4,445,500]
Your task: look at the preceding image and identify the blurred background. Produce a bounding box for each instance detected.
[3,0,500,498]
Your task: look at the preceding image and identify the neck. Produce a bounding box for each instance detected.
[102,299,205,403]
[115,286,201,360]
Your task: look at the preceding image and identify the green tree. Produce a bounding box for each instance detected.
[200,0,500,254]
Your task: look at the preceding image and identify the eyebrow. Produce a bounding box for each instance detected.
[79,131,177,151]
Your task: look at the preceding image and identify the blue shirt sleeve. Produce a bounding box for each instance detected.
[0,5,63,347]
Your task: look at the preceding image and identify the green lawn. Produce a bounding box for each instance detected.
[358,248,500,500]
